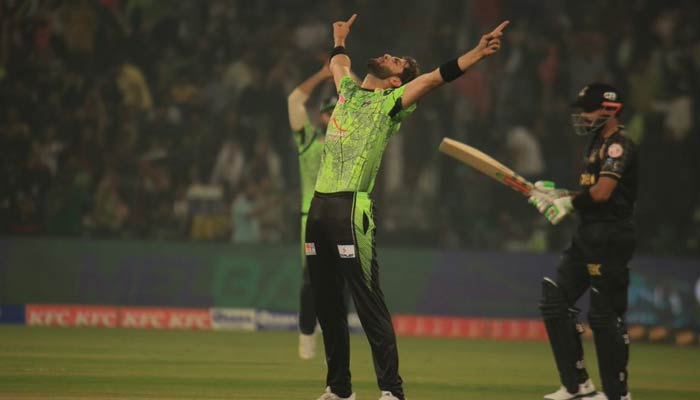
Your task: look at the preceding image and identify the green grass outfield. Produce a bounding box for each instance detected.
[0,326,699,399]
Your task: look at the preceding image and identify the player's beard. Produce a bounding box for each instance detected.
[367,58,395,79]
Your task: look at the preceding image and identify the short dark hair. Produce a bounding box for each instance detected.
[399,56,420,84]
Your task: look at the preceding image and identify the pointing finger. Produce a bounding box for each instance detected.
[489,20,510,35]
[346,14,357,27]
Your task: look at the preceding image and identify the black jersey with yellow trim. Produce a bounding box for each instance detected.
[579,129,638,222]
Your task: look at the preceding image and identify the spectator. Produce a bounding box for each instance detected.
[0,0,696,255]
[231,179,261,244]
[115,62,153,111]
[505,124,544,178]
[45,154,90,236]
[6,143,52,235]
[88,169,129,236]
[210,112,246,194]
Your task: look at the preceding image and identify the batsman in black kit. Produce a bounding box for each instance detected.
[529,83,637,400]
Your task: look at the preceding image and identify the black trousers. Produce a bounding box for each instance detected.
[299,262,317,335]
[305,191,404,399]
[300,214,352,335]
[554,220,635,398]
[299,213,318,335]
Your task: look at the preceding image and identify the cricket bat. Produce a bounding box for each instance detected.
[438,137,534,196]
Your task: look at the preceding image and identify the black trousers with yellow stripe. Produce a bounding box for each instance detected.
[305,191,404,400]
[543,220,635,399]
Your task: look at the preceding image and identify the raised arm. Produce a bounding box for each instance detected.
[287,64,333,131]
[400,21,509,108]
[329,14,357,91]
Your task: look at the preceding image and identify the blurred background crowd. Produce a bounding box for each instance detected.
[1,0,698,256]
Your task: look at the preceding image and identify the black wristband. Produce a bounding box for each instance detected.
[572,188,595,211]
[439,58,464,82]
[330,46,347,60]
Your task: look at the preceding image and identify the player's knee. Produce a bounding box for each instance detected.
[539,277,573,320]
[587,287,620,330]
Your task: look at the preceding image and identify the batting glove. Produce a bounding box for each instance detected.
[528,181,557,213]
[528,191,553,214]
[544,196,574,225]
[534,180,570,198]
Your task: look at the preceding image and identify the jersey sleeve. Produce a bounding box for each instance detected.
[292,121,317,153]
[381,85,417,122]
[600,137,635,180]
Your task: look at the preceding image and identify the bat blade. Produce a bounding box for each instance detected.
[439,137,534,196]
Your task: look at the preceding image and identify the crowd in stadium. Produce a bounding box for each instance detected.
[1,0,698,256]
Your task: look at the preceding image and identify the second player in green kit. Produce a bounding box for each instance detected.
[306,14,509,400]
[287,64,339,360]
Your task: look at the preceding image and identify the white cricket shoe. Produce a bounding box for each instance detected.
[378,391,400,399]
[544,379,596,399]
[299,332,316,360]
[316,386,356,400]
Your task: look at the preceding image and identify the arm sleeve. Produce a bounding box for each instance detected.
[600,139,635,180]
[381,85,418,122]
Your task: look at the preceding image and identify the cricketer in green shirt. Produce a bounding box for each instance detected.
[287,64,339,359]
[287,64,336,274]
[306,14,509,400]
[293,121,324,269]
[315,76,416,194]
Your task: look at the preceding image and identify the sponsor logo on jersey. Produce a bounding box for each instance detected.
[587,264,602,276]
[331,116,347,131]
[327,117,349,140]
[327,131,348,140]
[607,143,624,158]
[580,173,596,186]
[603,91,618,101]
[304,242,317,256]
[337,245,356,258]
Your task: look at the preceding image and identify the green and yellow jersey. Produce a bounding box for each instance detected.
[315,76,417,194]
[293,121,324,214]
